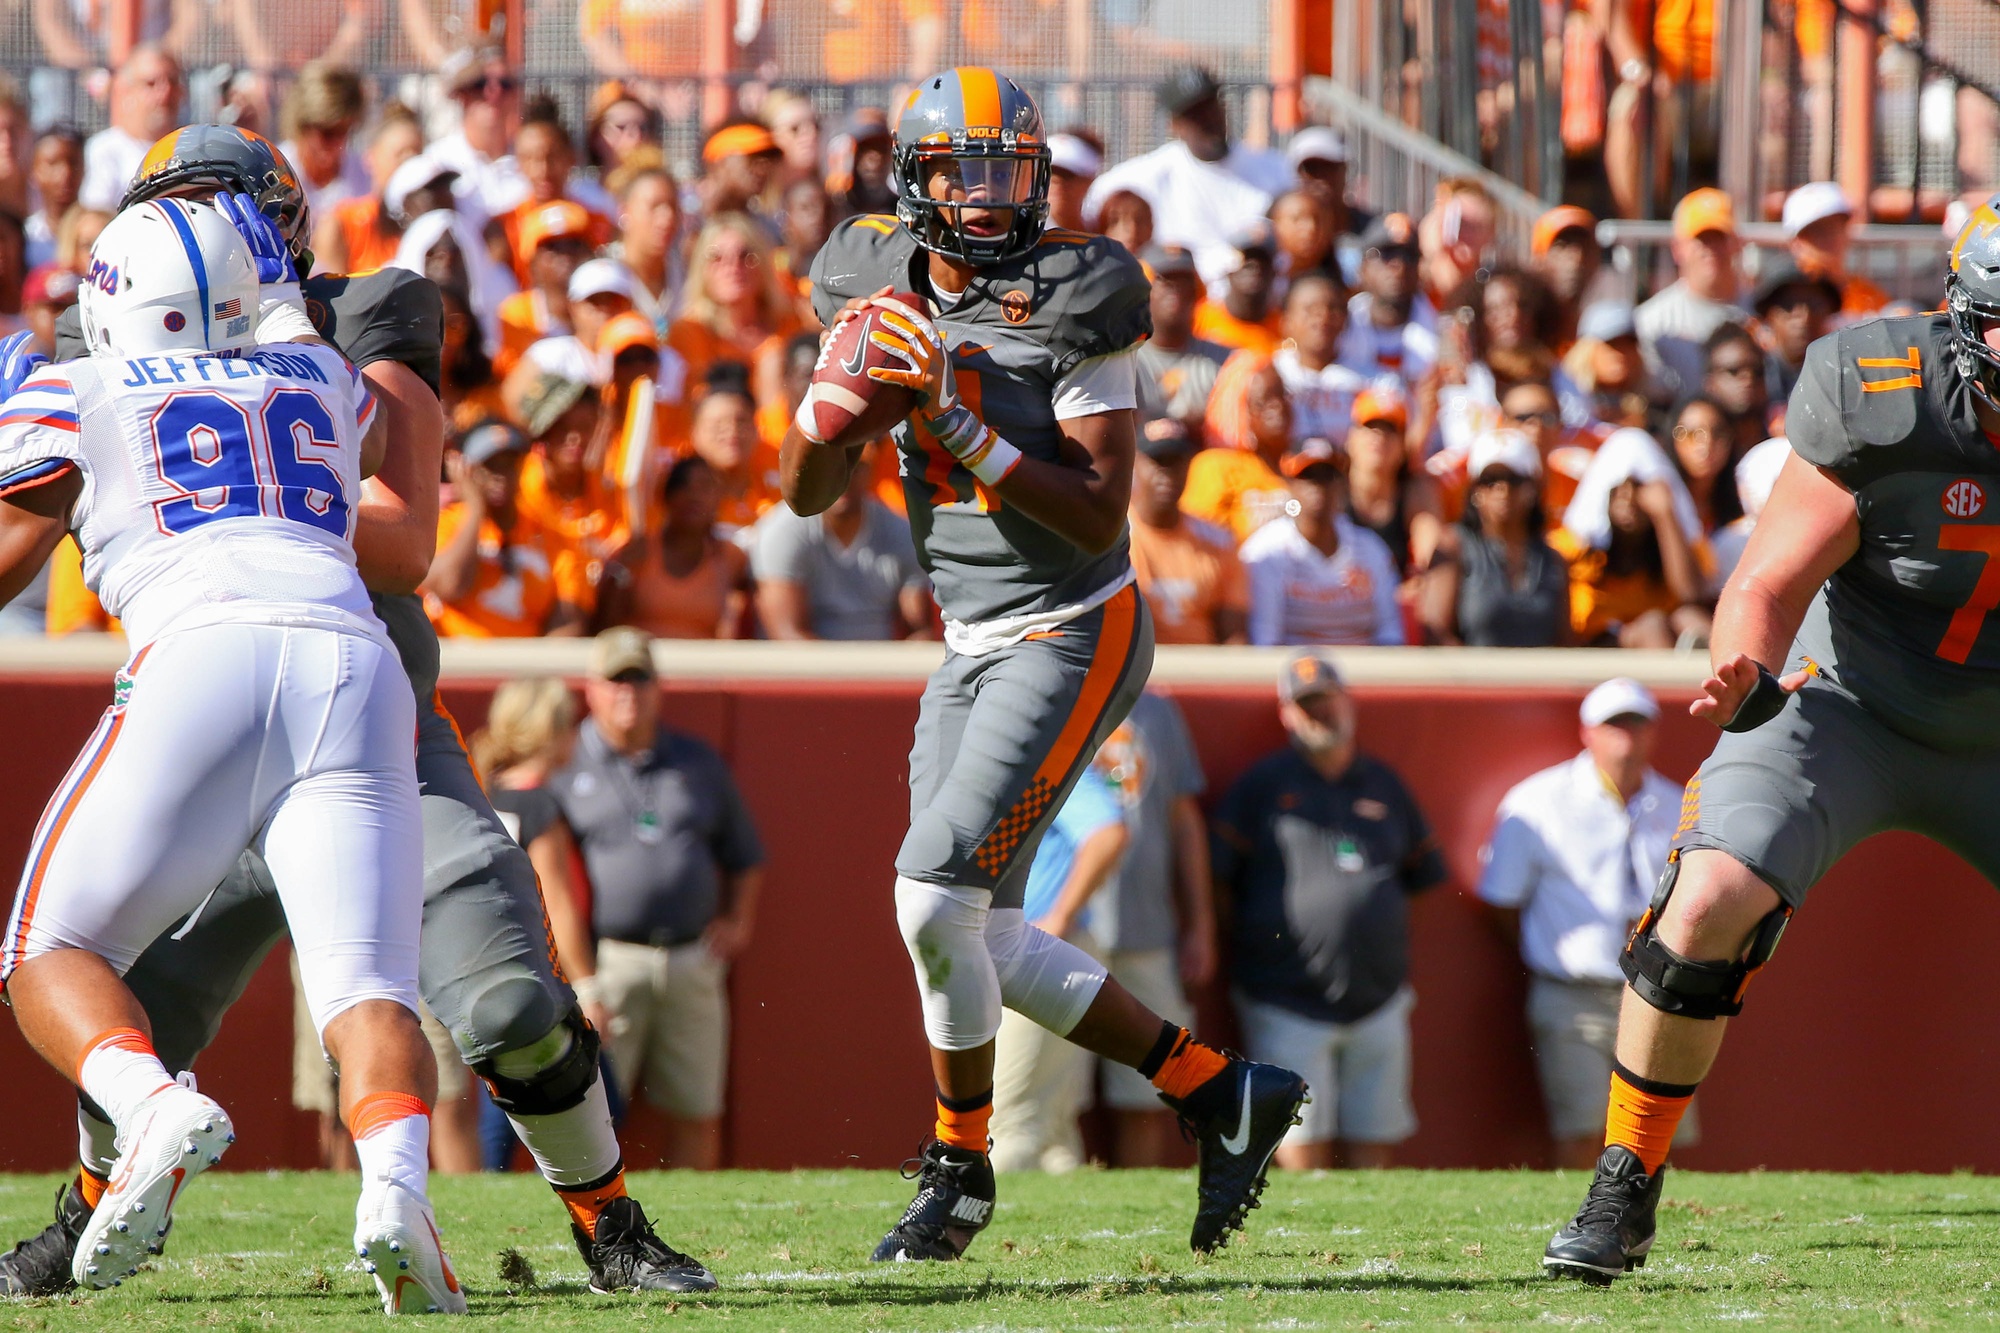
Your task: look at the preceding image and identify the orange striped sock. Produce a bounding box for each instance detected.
[554,1169,628,1233]
[1605,1062,1697,1175]
[1144,1026,1229,1101]
[346,1091,432,1141]
[76,1167,107,1210]
[74,1027,174,1132]
[935,1090,992,1153]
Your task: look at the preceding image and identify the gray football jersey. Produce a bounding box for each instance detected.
[1786,312,2000,751]
[55,267,447,700]
[810,216,1152,623]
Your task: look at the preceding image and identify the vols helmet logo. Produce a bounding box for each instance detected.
[1000,290,1032,324]
[1944,478,1987,518]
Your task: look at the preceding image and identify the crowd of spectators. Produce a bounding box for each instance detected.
[0,38,1902,653]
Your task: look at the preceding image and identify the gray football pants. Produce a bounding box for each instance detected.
[113,690,574,1079]
[1678,675,2000,906]
[897,584,1154,908]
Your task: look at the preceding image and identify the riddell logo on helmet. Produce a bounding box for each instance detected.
[1944,478,1986,518]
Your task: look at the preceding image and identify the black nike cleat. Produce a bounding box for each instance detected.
[1543,1145,1665,1285]
[870,1141,996,1262]
[0,1177,90,1297]
[574,1196,718,1293]
[1160,1057,1310,1253]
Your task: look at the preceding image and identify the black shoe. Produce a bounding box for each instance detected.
[1160,1057,1310,1253]
[0,1178,89,1297]
[573,1196,718,1294]
[1543,1145,1665,1285]
[870,1141,995,1262]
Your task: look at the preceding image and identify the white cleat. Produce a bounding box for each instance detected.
[72,1076,234,1290]
[354,1177,467,1315]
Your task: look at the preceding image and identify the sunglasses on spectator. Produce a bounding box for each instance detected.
[463,75,519,98]
[1505,409,1560,427]
[1672,423,1719,441]
[1709,360,1759,377]
[709,247,759,267]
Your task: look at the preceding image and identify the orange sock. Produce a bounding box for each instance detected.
[76,1167,106,1209]
[1145,1026,1229,1101]
[1605,1062,1697,1174]
[554,1169,628,1233]
[934,1091,992,1152]
[346,1091,431,1141]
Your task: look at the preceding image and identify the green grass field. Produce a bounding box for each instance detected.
[6,1167,2000,1329]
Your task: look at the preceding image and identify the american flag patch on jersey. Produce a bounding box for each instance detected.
[213,297,242,319]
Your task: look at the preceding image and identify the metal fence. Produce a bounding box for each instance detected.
[0,0,1277,177]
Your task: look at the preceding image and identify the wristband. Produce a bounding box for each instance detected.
[256,286,319,345]
[1721,664,1789,733]
[927,404,1022,486]
[791,396,828,445]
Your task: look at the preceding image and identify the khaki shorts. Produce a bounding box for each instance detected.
[1528,976,1700,1144]
[1099,947,1192,1112]
[1234,987,1416,1147]
[596,938,729,1120]
[291,953,468,1114]
[991,928,1103,1173]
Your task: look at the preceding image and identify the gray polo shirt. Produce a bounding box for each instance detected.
[550,720,764,947]
[751,498,928,640]
[1093,691,1206,953]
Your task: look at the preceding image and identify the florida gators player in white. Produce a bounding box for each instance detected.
[0,199,464,1314]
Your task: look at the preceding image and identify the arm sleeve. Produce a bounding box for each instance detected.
[1051,347,1140,421]
[1474,807,1543,907]
[0,372,84,493]
[709,752,766,872]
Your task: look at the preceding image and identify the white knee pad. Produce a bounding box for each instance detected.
[894,876,1002,1051]
[986,908,1107,1037]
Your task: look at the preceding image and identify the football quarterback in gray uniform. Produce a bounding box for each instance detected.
[0,126,713,1300]
[1547,202,2000,1284]
[782,66,1306,1261]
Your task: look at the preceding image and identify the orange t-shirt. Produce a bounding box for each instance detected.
[1192,301,1283,356]
[495,290,566,378]
[1549,526,1676,642]
[1129,516,1249,645]
[1181,447,1292,542]
[46,536,117,636]
[517,453,629,601]
[1840,272,1891,318]
[667,317,799,400]
[425,503,591,637]
[333,196,402,275]
[579,0,702,76]
[621,537,748,639]
[1653,0,1716,83]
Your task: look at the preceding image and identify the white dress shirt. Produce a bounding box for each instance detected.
[1476,752,1682,983]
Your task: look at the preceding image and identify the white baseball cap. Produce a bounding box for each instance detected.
[1734,436,1791,521]
[568,258,637,304]
[1580,677,1660,727]
[1782,181,1855,238]
[1047,133,1103,178]
[1467,428,1542,480]
[1286,126,1348,171]
[383,153,459,224]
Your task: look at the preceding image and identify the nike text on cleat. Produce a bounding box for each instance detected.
[871,1141,997,1263]
[72,1082,233,1290]
[0,1178,90,1296]
[1543,1145,1665,1285]
[353,1177,467,1315]
[574,1196,716,1294]
[1159,1057,1310,1254]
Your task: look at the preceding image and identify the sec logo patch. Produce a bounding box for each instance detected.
[1000,290,1032,325]
[1944,478,1987,518]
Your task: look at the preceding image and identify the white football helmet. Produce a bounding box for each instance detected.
[78,197,260,358]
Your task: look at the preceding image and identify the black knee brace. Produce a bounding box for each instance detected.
[1621,852,1793,1020]
[472,1007,601,1116]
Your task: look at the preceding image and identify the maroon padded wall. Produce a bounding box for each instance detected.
[0,672,1991,1174]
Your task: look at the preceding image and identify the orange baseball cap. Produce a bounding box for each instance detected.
[1672,187,1737,241]
[703,122,778,163]
[599,311,659,361]
[1531,205,1597,258]
[1280,436,1348,477]
[1351,384,1408,429]
[520,200,593,255]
